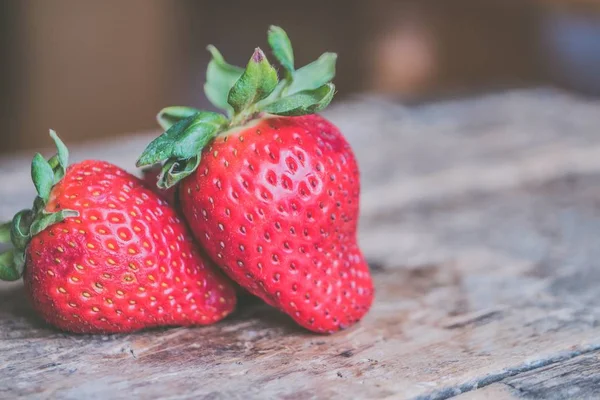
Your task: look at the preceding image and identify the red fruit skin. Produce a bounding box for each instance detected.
[141,164,251,300]
[141,165,177,205]
[179,114,374,333]
[24,161,236,334]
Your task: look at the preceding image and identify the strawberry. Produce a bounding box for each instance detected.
[137,26,373,333]
[0,131,236,334]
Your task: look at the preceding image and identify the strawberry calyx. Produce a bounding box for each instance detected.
[0,131,79,281]
[136,25,337,189]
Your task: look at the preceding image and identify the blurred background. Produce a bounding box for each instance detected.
[1,0,599,154]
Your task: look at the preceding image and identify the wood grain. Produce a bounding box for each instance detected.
[504,351,600,400]
[1,89,600,399]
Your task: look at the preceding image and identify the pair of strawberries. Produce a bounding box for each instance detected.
[0,26,374,334]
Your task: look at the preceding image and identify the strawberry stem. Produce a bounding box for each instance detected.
[230,107,263,127]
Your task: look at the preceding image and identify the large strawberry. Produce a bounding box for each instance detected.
[137,26,373,333]
[0,131,236,333]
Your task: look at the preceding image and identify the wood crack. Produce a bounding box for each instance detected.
[414,344,600,400]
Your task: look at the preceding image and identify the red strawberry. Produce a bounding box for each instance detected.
[180,114,373,332]
[137,26,373,333]
[0,132,236,333]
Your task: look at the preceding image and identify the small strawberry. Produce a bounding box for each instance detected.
[0,131,236,333]
[137,26,373,333]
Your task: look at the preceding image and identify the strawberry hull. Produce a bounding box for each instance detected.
[179,115,374,333]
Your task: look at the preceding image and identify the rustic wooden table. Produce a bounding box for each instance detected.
[1,89,599,400]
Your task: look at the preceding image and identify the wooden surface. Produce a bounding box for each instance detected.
[2,89,600,399]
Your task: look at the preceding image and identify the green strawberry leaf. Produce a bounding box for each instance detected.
[157,155,201,189]
[0,222,10,244]
[10,209,33,252]
[141,116,195,165]
[262,83,335,116]
[255,79,288,109]
[157,106,201,130]
[0,249,22,281]
[268,25,294,78]
[49,129,68,181]
[286,52,337,95]
[204,45,244,116]
[31,153,54,203]
[172,113,228,159]
[228,48,278,116]
[30,210,79,237]
[137,111,228,167]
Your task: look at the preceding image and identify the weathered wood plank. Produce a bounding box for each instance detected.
[455,351,600,400]
[504,351,600,400]
[1,89,600,399]
[454,384,518,400]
